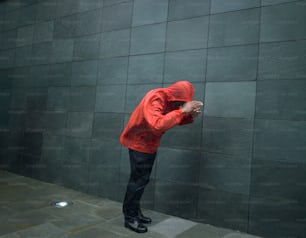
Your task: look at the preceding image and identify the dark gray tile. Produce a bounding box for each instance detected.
[42,157,66,185]
[161,112,203,149]
[216,190,249,232]
[25,111,46,133]
[18,4,37,26]
[73,34,100,60]
[53,14,79,39]
[156,148,200,184]
[10,89,27,110]
[31,42,52,65]
[77,9,101,36]
[42,134,65,163]
[0,35,3,52]
[0,90,10,113]
[44,111,67,135]
[9,110,26,132]
[200,152,251,195]
[78,0,103,12]
[22,1,40,7]
[36,0,58,22]
[56,0,79,18]
[88,163,121,200]
[30,65,49,88]
[128,53,164,84]
[68,87,96,112]
[206,45,258,82]
[11,66,31,88]
[5,152,24,175]
[154,180,198,219]
[211,0,260,13]
[47,62,71,87]
[190,80,208,101]
[197,187,218,225]
[15,46,32,67]
[254,119,306,164]
[51,39,74,63]
[95,84,126,113]
[93,112,124,140]
[97,57,128,85]
[164,49,206,83]
[67,112,93,138]
[23,131,43,156]
[6,130,25,157]
[1,33,15,58]
[209,9,260,47]
[103,0,133,6]
[0,30,17,50]
[6,146,21,173]
[249,196,306,238]
[258,40,306,80]
[88,140,121,199]
[0,49,15,69]
[166,16,209,51]
[26,89,48,111]
[198,188,249,232]
[125,84,162,113]
[71,60,98,86]
[261,0,299,6]
[168,0,210,21]
[130,23,166,55]
[19,153,43,178]
[204,82,256,118]
[251,159,306,204]
[132,0,168,26]
[202,117,254,157]
[0,7,4,31]
[16,25,34,47]
[101,1,133,32]
[0,130,9,150]
[261,1,306,42]
[100,29,130,58]
[33,20,54,44]
[63,136,92,164]
[0,69,13,89]
[89,139,121,167]
[256,80,306,121]
[2,9,19,31]
[47,87,70,111]
[61,162,89,192]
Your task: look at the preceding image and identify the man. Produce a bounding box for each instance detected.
[120,81,203,233]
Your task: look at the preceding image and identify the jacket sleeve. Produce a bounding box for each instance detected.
[179,114,194,125]
[143,93,184,132]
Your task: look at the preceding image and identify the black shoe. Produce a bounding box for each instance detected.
[124,218,148,233]
[137,210,152,224]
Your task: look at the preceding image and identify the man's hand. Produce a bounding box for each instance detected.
[181,101,203,115]
[190,108,201,118]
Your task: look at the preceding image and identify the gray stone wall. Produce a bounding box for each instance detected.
[0,0,305,237]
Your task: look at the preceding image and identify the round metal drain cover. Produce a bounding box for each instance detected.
[51,201,73,208]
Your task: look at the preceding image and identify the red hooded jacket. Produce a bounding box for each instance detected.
[120,81,195,154]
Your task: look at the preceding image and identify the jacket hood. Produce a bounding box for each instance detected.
[165,81,195,102]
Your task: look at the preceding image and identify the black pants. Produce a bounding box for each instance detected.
[123,149,156,219]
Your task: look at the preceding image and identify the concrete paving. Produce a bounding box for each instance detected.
[0,170,262,238]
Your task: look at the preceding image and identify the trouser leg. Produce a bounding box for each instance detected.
[123,149,156,218]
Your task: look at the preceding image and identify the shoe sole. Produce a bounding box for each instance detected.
[138,219,151,224]
[124,223,148,233]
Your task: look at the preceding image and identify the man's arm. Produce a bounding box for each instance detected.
[144,97,184,132]
[144,94,202,132]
